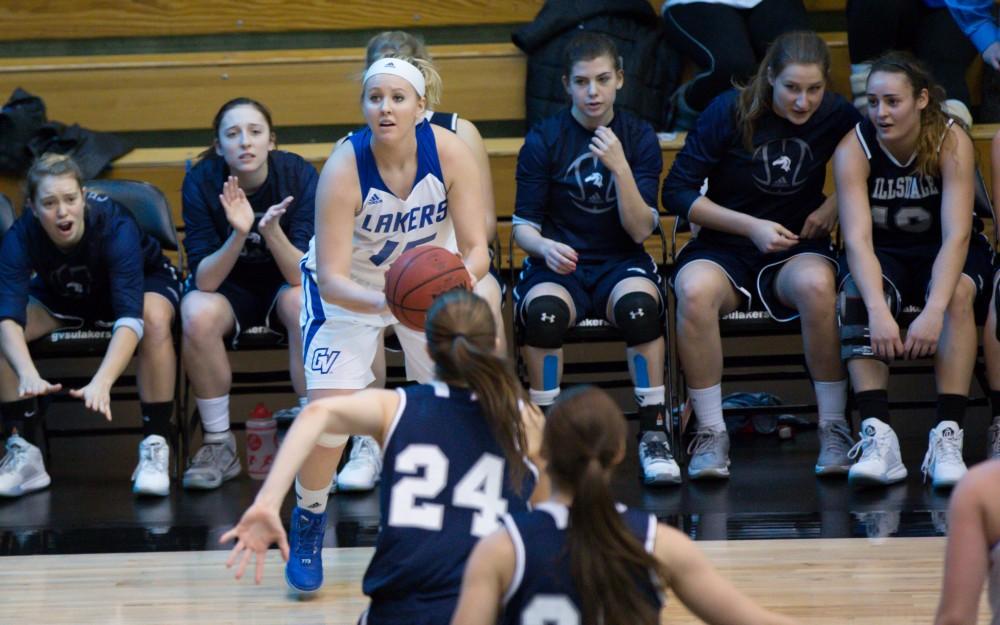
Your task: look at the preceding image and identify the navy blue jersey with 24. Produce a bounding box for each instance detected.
[500,502,662,625]
[362,382,535,608]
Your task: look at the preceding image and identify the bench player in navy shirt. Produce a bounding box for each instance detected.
[329,31,509,495]
[451,385,797,625]
[0,154,180,497]
[222,291,546,625]
[512,32,677,486]
[835,52,992,489]
[180,98,317,491]
[662,31,860,480]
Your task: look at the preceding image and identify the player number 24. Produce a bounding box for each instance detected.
[388,444,508,538]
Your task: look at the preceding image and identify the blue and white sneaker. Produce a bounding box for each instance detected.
[285,506,327,593]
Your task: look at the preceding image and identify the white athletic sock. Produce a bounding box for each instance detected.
[529,388,560,408]
[635,385,665,407]
[298,396,308,409]
[688,384,725,432]
[295,477,332,514]
[815,379,848,427]
[196,395,230,434]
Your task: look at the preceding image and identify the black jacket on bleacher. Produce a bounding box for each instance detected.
[512,0,682,132]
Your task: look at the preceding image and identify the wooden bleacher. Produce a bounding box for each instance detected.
[0,2,845,41]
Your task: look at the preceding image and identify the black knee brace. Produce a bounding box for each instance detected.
[522,296,571,349]
[613,291,662,347]
[838,275,898,362]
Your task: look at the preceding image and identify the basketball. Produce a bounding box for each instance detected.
[384,245,472,331]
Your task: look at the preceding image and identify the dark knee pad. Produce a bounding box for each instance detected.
[522,296,571,349]
[613,291,662,347]
[838,275,898,362]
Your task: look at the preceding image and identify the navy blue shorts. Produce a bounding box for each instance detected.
[360,596,456,625]
[672,237,838,322]
[839,233,995,321]
[512,253,664,325]
[31,258,181,328]
[183,275,289,347]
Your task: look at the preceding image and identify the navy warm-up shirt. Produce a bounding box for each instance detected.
[181,149,317,288]
[514,108,662,262]
[662,89,860,248]
[0,192,164,326]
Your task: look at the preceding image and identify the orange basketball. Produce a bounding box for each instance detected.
[384,245,472,331]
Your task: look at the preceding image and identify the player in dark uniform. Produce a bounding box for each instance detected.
[512,32,676,486]
[222,291,546,623]
[451,386,797,625]
[180,97,317,491]
[0,154,180,497]
[663,31,860,480]
[327,31,508,495]
[835,52,992,489]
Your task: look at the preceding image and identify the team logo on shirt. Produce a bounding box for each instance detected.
[751,138,814,195]
[566,152,616,213]
[239,214,272,263]
[50,264,92,298]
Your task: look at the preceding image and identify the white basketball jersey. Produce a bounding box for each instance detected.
[302,120,457,291]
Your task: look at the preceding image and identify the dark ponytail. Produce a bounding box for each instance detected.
[425,290,529,491]
[546,386,667,625]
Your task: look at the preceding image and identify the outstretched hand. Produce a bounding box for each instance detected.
[69,379,112,421]
[17,371,61,399]
[258,196,294,237]
[219,176,256,236]
[220,501,289,584]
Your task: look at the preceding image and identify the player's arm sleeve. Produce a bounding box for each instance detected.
[946,0,999,53]
[661,94,735,219]
[181,171,223,279]
[106,213,146,340]
[0,224,34,327]
[288,159,319,253]
[512,128,549,231]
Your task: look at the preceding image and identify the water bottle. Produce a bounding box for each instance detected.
[246,402,277,480]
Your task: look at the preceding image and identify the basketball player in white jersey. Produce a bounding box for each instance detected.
[285,55,489,594]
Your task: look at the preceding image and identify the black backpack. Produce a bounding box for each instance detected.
[0,88,47,175]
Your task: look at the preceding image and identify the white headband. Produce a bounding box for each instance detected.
[363,57,426,97]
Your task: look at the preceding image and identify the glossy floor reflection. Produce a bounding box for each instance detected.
[0,421,986,555]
